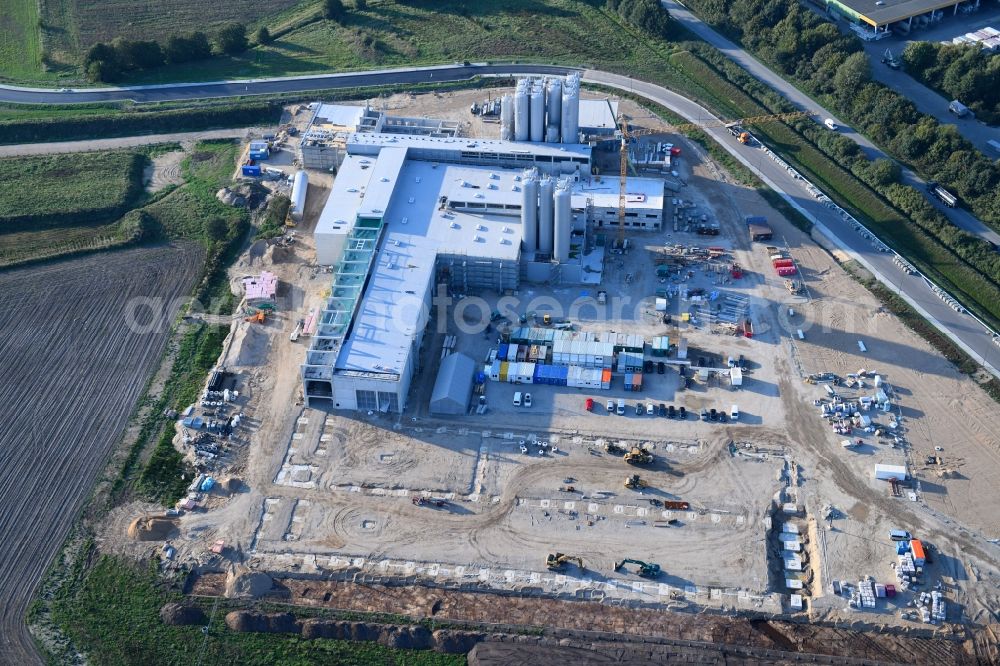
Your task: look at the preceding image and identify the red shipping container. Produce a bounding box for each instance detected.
[885,584,896,597]
[777,267,797,276]
[772,259,794,268]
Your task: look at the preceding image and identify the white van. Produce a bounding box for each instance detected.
[616,399,626,415]
[824,118,838,130]
[730,405,739,421]
[513,391,522,407]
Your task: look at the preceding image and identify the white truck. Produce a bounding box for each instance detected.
[949,100,970,117]
[823,118,838,130]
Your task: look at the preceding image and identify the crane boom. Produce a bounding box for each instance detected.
[615,110,813,248]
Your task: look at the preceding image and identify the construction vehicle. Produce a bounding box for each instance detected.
[605,442,626,455]
[784,279,804,295]
[624,447,653,466]
[614,558,661,578]
[881,48,901,69]
[624,474,647,490]
[542,313,552,326]
[245,310,266,324]
[546,552,584,571]
[614,110,811,250]
[728,125,752,144]
[559,485,577,493]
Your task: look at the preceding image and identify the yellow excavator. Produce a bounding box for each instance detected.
[624,474,647,490]
[624,447,653,465]
[546,552,584,571]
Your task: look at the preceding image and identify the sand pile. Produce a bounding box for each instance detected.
[127,516,178,541]
[227,323,271,367]
[225,568,274,598]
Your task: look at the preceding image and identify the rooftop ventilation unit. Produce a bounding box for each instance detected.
[401,217,408,224]
[408,197,415,204]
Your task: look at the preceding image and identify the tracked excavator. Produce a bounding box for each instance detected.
[614,558,661,578]
[546,552,584,571]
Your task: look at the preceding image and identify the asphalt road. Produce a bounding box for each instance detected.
[661,0,1000,247]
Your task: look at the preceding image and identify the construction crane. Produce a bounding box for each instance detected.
[614,558,661,578]
[546,552,584,571]
[614,110,813,249]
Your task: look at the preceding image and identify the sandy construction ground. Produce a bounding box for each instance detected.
[106,90,1000,645]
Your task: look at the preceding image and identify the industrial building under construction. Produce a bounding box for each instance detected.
[301,74,668,412]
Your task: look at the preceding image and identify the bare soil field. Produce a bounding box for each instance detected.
[0,243,202,664]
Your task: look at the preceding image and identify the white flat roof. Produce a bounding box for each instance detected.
[314,154,378,238]
[579,98,619,131]
[359,146,408,219]
[575,176,665,210]
[335,230,437,377]
[383,161,523,262]
[314,103,366,129]
[346,132,592,160]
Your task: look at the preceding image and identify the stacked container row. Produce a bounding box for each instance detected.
[616,351,644,373]
[624,372,643,392]
[650,336,671,356]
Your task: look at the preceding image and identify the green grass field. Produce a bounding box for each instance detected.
[49,555,465,666]
[0,0,43,82]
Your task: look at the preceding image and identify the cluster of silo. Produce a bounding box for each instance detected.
[503,74,580,144]
[520,169,573,262]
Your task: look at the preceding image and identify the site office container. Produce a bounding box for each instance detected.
[499,361,509,383]
[601,369,612,390]
[506,344,519,362]
[777,267,798,277]
[772,258,795,268]
[910,539,926,566]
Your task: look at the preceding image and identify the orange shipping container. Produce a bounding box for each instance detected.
[601,369,612,382]
[910,539,926,564]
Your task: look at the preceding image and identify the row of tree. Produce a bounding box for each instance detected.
[903,41,1000,124]
[683,0,1000,229]
[606,0,678,39]
[83,24,269,82]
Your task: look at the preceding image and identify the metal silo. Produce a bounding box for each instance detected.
[514,79,530,142]
[521,169,538,252]
[546,77,562,143]
[561,73,580,144]
[553,178,572,262]
[500,94,514,141]
[529,81,545,143]
[538,176,555,254]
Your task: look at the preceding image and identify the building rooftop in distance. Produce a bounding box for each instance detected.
[575,175,665,211]
[346,132,593,162]
[314,154,378,239]
[828,0,965,26]
[579,98,620,132]
[312,103,366,131]
[358,146,408,219]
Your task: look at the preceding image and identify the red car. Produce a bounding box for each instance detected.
[585,398,594,412]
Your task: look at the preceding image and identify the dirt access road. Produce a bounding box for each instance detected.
[0,244,202,665]
[0,128,264,157]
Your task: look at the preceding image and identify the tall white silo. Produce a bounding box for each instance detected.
[521,169,539,252]
[561,73,580,144]
[553,179,572,263]
[514,79,530,142]
[538,176,555,254]
[500,95,514,141]
[529,81,545,143]
[546,77,562,143]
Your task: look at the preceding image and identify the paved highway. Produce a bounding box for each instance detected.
[1,61,997,373]
[661,0,1000,247]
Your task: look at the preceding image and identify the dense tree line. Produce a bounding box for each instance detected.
[903,41,1000,124]
[606,0,678,39]
[684,0,1000,229]
[83,24,249,82]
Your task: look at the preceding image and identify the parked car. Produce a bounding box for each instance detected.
[658,403,667,417]
[679,406,686,419]
[524,393,532,408]
[738,354,746,369]
[617,399,626,415]
[701,408,709,421]
[585,398,594,412]
[668,405,676,419]
[709,408,718,421]
[636,402,644,415]
[607,399,615,412]
[646,403,655,416]
[657,361,665,374]
[644,359,654,373]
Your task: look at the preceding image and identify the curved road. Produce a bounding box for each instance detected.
[661,0,1000,247]
[3,56,1000,665]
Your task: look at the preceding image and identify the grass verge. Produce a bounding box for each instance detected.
[47,554,465,666]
